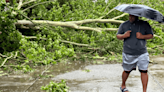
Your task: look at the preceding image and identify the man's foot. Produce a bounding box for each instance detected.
[120,87,129,92]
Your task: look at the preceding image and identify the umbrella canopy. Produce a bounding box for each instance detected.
[114,4,164,23]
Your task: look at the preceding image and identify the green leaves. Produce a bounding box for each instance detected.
[0,0,163,73]
[41,80,69,92]
[0,3,21,53]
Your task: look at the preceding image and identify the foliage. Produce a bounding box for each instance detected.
[0,0,164,73]
[0,1,22,53]
[41,80,69,92]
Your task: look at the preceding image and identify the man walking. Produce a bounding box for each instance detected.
[116,14,154,92]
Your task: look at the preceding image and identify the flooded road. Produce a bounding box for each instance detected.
[0,56,164,92]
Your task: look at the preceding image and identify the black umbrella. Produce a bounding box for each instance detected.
[114,4,164,23]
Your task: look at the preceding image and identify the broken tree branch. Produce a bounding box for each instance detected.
[12,0,24,15]
[0,54,13,67]
[112,13,127,20]
[22,0,56,12]
[99,3,121,19]
[17,0,23,10]
[22,0,36,6]
[59,40,90,47]
[14,51,18,58]
[70,19,124,25]
[24,65,52,92]
[22,35,91,47]
[154,34,163,41]
[103,1,114,13]
[16,19,124,26]
[0,53,8,58]
[15,19,123,32]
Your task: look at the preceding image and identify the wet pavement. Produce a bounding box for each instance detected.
[52,56,164,92]
[0,56,164,92]
[52,64,164,92]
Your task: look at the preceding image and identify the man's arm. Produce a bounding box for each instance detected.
[137,21,154,40]
[117,34,126,40]
[136,32,153,39]
[117,31,131,40]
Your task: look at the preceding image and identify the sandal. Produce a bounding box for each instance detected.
[120,87,129,92]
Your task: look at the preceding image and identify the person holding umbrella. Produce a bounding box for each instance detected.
[115,4,164,92]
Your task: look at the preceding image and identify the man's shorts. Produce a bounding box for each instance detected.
[122,52,149,71]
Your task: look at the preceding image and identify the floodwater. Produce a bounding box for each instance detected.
[0,56,164,92]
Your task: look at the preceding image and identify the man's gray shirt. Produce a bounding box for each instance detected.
[117,20,153,55]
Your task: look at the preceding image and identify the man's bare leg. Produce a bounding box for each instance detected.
[121,71,130,92]
[141,72,148,92]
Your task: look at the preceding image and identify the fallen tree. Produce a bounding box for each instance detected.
[0,0,164,73]
[1,0,164,92]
